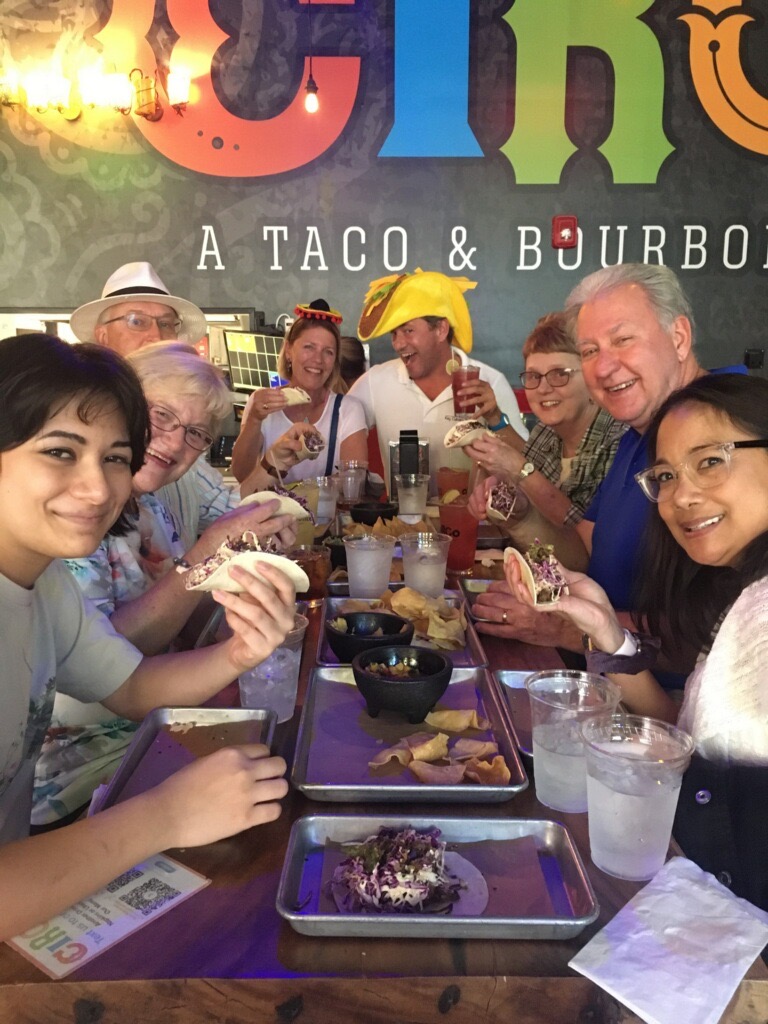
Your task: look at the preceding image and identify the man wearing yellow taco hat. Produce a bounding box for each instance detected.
[350,269,527,494]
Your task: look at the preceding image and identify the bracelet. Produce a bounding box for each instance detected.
[260,455,278,477]
[585,630,661,675]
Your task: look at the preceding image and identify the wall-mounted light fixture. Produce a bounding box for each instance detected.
[304,0,319,113]
[0,46,192,121]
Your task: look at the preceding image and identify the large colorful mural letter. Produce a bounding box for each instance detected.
[97,0,360,177]
[681,0,768,155]
[379,0,482,157]
[503,0,673,184]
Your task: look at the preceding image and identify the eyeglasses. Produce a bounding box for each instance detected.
[102,312,181,338]
[519,367,580,389]
[148,405,214,452]
[635,440,768,503]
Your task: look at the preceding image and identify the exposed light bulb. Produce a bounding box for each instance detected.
[304,73,319,114]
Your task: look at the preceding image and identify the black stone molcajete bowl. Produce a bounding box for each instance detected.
[350,501,398,527]
[351,646,452,724]
[325,611,414,664]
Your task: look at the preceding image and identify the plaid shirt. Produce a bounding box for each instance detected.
[523,408,627,526]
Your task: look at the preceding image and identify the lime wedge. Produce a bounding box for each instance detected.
[445,358,461,375]
[441,489,461,505]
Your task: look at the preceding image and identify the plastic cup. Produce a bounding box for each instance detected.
[452,364,480,415]
[343,535,396,598]
[437,466,471,498]
[394,473,429,519]
[238,613,308,723]
[339,461,367,507]
[287,545,330,606]
[315,475,339,523]
[582,714,694,881]
[525,671,621,813]
[399,533,451,598]
[438,496,479,574]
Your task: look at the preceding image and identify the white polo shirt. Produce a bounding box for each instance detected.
[348,351,527,493]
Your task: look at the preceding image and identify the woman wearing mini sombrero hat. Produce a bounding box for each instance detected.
[230,300,368,484]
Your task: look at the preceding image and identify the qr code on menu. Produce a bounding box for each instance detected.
[119,878,181,917]
[105,868,144,893]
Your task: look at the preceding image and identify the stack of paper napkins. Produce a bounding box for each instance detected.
[569,857,768,1024]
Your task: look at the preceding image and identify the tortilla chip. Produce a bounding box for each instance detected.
[424,709,490,732]
[390,587,429,620]
[408,761,466,785]
[464,755,511,785]
[407,731,449,762]
[450,738,499,761]
[368,738,413,767]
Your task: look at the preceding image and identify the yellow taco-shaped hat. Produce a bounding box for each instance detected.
[357,268,477,352]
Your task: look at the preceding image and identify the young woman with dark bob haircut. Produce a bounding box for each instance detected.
[505,373,768,911]
[0,334,292,940]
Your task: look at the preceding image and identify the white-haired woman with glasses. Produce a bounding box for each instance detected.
[466,312,626,568]
[505,374,768,911]
[33,343,303,826]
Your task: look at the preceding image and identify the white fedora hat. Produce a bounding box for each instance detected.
[70,262,208,343]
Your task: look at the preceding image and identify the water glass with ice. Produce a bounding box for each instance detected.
[582,714,694,881]
[238,613,308,723]
[343,535,396,598]
[525,670,621,813]
[315,475,339,523]
[394,473,429,520]
[399,533,450,598]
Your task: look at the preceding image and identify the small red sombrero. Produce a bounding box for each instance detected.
[294,299,343,325]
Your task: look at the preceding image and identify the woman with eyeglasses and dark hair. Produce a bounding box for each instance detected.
[0,334,291,939]
[466,312,626,568]
[506,373,768,911]
[34,342,303,826]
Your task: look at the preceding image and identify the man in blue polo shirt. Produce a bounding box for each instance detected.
[474,263,744,656]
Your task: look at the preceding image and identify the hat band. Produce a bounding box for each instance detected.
[105,286,172,299]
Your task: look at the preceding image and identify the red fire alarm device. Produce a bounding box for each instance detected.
[552,215,578,249]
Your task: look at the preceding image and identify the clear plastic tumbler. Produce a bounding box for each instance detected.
[400,533,451,597]
[343,535,396,598]
[238,613,308,723]
[394,473,429,519]
[525,670,621,813]
[582,714,694,881]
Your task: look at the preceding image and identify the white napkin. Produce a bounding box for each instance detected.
[569,857,768,1024]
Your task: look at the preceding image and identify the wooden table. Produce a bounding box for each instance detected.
[1,606,765,1023]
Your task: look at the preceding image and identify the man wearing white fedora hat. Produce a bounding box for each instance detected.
[70,262,208,355]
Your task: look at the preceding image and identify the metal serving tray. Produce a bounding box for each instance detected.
[92,707,277,813]
[495,670,534,757]
[292,666,527,803]
[276,814,599,939]
[317,593,487,668]
[458,578,496,621]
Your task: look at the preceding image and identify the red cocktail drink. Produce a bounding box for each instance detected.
[451,365,480,415]
[438,497,479,574]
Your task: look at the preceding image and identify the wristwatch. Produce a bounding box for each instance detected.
[487,412,510,433]
[519,461,535,479]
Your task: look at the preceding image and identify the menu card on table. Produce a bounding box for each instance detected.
[7,855,209,979]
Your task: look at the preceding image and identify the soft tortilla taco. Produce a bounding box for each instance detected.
[279,385,311,406]
[298,427,326,461]
[503,541,568,606]
[238,489,313,522]
[184,533,310,593]
[444,419,491,449]
[485,481,519,522]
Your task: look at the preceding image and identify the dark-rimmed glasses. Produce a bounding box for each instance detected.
[102,312,181,338]
[149,404,214,452]
[635,440,768,503]
[519,367,580,389]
